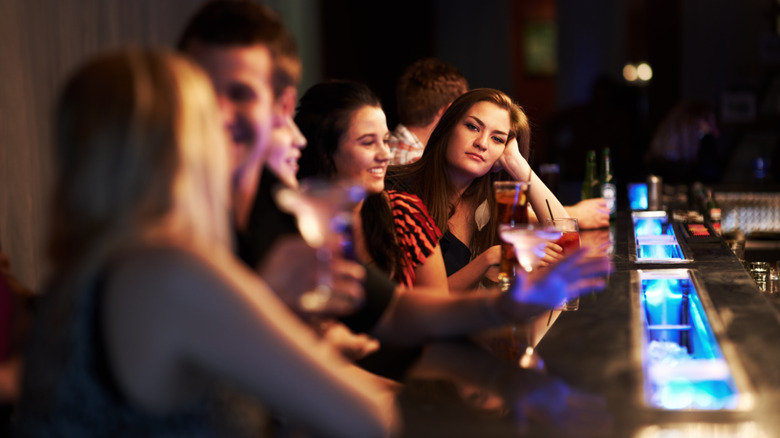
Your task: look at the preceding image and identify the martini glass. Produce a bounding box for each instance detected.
[274,178,366,312]
[499,223,561,371]
[499,224,561,274]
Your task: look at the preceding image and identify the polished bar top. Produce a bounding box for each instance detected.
[398,212,780,438]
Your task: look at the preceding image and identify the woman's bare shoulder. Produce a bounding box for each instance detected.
[105,244,247,305]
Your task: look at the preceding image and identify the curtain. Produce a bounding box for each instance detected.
[0,0,210,290]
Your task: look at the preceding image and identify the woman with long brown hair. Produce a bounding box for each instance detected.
[295,80,448,294]
[389,88,568,291]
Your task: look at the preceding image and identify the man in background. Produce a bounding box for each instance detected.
[389,58,469,165]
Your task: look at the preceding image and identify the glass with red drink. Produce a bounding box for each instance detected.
[544,218,581,310]
[493,181,530,290]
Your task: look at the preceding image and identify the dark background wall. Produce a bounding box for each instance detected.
[304,0,779,200]
[2,0,778,289]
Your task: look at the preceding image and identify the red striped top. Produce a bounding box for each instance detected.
[387,190,442,287]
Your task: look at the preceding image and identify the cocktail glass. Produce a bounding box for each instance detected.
[493,181,530,291]
[274,178,366,312]
[544,218,581,310]
[499,223,561,370]
[498,224,560,274]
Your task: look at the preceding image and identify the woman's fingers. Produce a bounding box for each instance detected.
[327,257,367,314]
[512,248,611,308]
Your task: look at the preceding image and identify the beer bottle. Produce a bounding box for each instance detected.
[705,188,722,235]
[581,150,599,200]
[600,148,617,219]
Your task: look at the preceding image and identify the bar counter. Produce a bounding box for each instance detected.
[398,211,780,438]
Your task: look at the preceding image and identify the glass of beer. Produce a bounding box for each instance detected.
[493,181,530,290]
[544,217,581,310]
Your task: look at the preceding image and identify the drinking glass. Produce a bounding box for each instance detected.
[748,261,770,292]
[499,223,561,370]
[498,224,560,274]
[544,218,581,310]
[274,178,366,312]
[493,181,530,291]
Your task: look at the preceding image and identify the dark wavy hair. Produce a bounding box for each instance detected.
[295,80,406,283]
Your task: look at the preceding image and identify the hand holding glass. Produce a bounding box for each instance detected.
[274,178,366,312]
[498,224,561,274]
[498,223,561,371]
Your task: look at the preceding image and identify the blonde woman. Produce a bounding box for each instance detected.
[15,49,397,438]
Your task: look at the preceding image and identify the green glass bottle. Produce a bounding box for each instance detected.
[705,188,722,235]
[581,150,599,200]
[600,148,617,219]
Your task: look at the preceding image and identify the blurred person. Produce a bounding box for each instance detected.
[177,0,283,232]
[178,0,379,358]
[14,49,398,438]
[392,58,609,229]
[179,0,308,271]
[644,99,721,184]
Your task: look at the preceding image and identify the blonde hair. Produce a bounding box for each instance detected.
[49,48,230,276]
[29,48,230,400]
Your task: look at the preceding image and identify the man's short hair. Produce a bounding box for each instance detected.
[177,0,283,51]
[177,0,301,97]
[396,58,469,127]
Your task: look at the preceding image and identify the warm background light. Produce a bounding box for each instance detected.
[623,64,638,82]
[637,63,653,81]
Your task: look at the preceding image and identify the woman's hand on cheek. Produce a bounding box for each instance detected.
[495,137,524,174]
[494,141,513,172]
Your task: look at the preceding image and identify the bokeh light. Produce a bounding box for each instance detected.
[623,63,638,82]
[637,62,653,81]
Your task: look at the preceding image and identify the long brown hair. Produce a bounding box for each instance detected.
[34,48,230,400]
[390,88,526,259]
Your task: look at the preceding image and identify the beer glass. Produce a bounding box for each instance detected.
[493,181,530,290]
